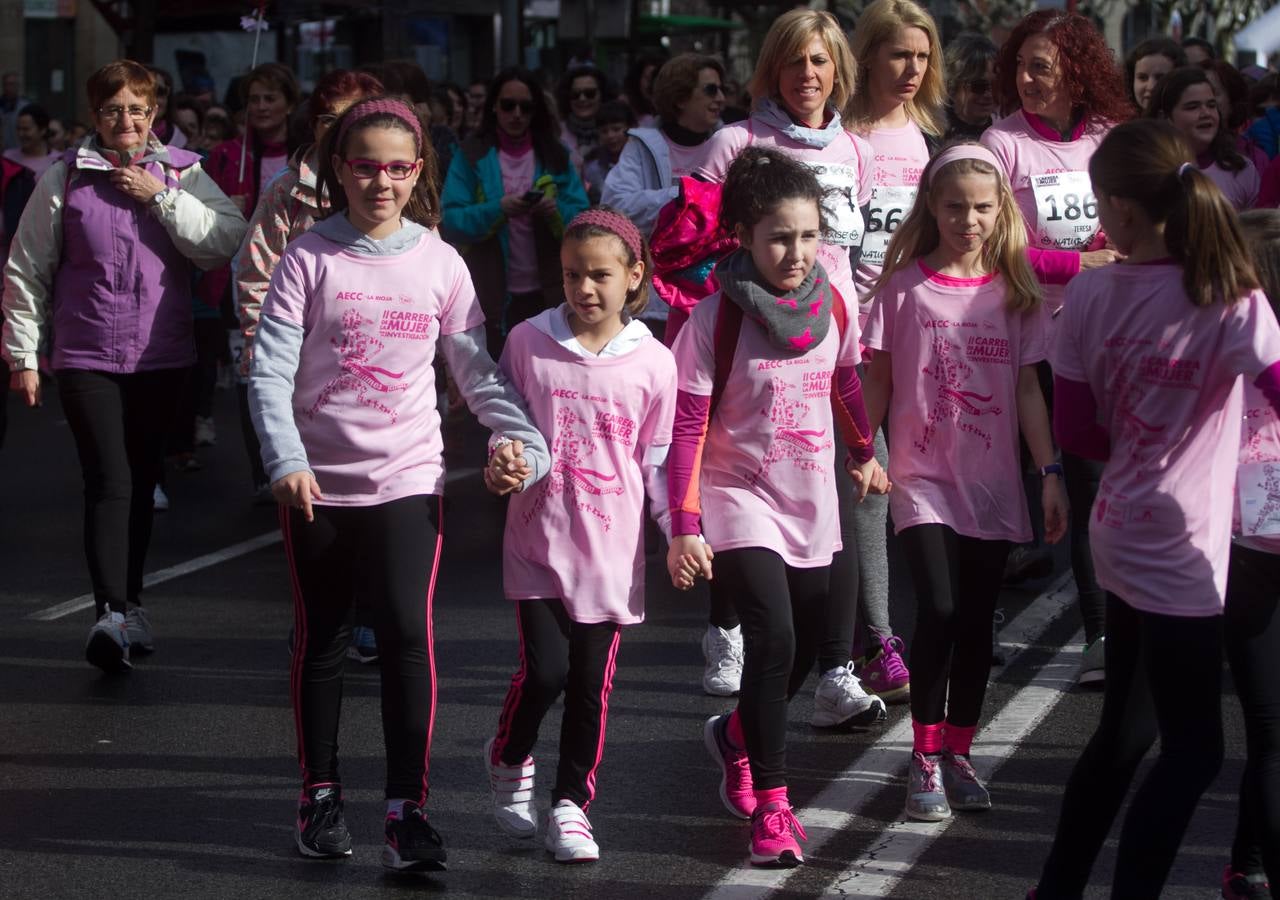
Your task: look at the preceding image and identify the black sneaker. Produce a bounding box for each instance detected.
[295,784,353,858]
[383,802,448,872]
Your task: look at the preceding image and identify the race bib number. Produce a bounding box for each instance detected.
[805,161,866,248]
[1238,461,1280,536]
[860,184,917,267]
[227,328,250,385]
[1030,171,1099,250]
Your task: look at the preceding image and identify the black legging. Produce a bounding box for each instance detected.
[282,494,443,804]
[58,368,185,617]
[1224,544,1280,884]
[821,461,862,672]
[713,547,829,790]
[1037,594,1224,900]
[491,598,622,811]
[899,524,1011,727]
[1063,452,1106,645]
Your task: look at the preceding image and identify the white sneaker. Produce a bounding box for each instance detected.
[701,624,744,696]
[811,661,886,728]
[153,485,169,512]
[124,607,154,654]
[1077,636,1105,686]
[545,799,599,863]
[85,611,131,673]
[194,416,217,447]
[484,737,536,838]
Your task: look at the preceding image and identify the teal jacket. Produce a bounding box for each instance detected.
[441,138,588,331]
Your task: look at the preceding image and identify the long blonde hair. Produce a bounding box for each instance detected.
[876,148,1041,313]
[748,9,858,121]
[848,0,947,137]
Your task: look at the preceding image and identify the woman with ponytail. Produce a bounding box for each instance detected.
[1030,119,1280,900]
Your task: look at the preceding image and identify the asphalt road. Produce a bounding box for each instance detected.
[0,379,1253,900]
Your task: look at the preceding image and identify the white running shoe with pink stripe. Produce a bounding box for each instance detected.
[484,738,537,838]
[545,800,599,862]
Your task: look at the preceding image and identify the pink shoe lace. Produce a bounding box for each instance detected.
[876,635,910,684]
[754,801,808,844]
[913,751,943,793]
[944,751,979,782]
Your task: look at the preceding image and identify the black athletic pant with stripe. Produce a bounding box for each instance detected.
[282,494,443,805]
[491,598,622,811]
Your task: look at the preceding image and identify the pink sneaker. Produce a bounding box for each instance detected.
[704,715,755,818]
[749,799,806,867]
[860,634,911,702]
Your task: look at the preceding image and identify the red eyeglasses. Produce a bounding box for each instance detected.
[343,158,420,180]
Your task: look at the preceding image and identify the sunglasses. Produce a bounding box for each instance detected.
[343,158,420,180]
[701,83,726,98]
[499,98,535,114]
[571,88,599,101]
[966,79,993,95]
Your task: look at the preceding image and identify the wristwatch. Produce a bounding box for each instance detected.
[1040,463,1064,478]
[150,189,169,207]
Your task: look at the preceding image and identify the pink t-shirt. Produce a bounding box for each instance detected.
[3,148,58,181]
[864,262,1045,542]
[696,117,874,310]
[261,229,484,504]
[1051,262,1280,615]
[854,121,933,311]
[499,323,677,624]
[1202,158,1260,211]
[499,148,539,294]
[981,110,1109,312]
[666,135,713,179]
[1234,378,1280,555]
[671,291,861,567]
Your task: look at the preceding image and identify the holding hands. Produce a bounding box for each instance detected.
[485,439,533,496]
[848,456,891,500]
[667,535,714,591]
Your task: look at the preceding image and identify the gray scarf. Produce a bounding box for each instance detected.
[753,97,845,149]
[715,248,833,354]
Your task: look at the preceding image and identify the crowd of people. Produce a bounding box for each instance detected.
[2,2,1279,896]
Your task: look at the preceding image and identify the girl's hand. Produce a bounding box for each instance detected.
[847,456,891,500]
[1080,248,1121,270]
[273,470,323,522]
[667,535,714,590]
[108,166,167,204]
[9,369,40,407]
[531,196,557,219]
[500,193,532,218]
[484,440,532,495]
[1042,474,1069,544]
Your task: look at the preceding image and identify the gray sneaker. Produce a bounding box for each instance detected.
[1077,637,1105,687]
[905,751,950,822]
[124,607,154,654]
[85,612,132,673]
[942,750,991,811]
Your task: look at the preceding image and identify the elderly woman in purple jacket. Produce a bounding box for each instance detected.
[1,60,246,673]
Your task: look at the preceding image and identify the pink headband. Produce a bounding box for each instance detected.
[568,208,645,264]
[335,98,424,154]
[928,143,1006,187]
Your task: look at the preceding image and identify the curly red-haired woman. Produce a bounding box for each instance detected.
[981,9,1129,308]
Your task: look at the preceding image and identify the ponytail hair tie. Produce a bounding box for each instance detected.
[1177,161,1194,179]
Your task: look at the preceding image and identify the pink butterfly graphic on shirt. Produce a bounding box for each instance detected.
[523,406,623,532]
[916,336,1000,453]
[749,376,832,486]
[309,309,409,423]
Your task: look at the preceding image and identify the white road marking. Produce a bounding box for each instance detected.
[26,466,482,622]
[701,572,1078,900]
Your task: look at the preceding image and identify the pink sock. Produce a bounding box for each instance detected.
[912,719,945,754]
[753,785,788,808]
[726,709,746,749]
[944,723,977,756]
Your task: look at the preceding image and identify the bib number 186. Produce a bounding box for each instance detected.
[1042,191,1098,222]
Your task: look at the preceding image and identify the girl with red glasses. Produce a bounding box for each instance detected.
[247,96,548,873]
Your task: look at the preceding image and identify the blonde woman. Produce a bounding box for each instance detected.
[694,7,890,730]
